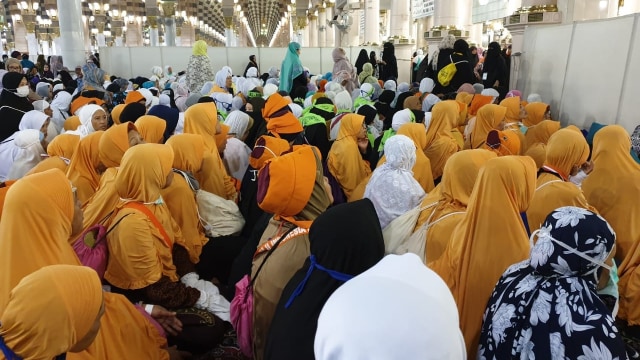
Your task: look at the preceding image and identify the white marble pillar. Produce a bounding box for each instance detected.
[390,0,410,38]
[96,33,106,47]
[326,6,335,48]
[13,22,27,53]
[150,28,159,46]
[364,0,379,44]
[318,8,327,47]
[619,0,640,15]
[303,25,310,47]
[224,28,234,47]
[57,0,87,68]
[26,32,40,56]
[115,36,124,47]
[309,17,318,47]
[165,18,176,46]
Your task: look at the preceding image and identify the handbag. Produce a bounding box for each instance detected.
[383,202,437,255]
[174,169,245,237]
[73,212,132,279]
[230,226,297,358]
[437,55,468,87]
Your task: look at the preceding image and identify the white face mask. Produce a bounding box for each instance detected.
[16,85,29,97]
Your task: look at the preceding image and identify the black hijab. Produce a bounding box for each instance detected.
[119,102,147,123]
[0,73,34,113]
[264,199,385,360]
[243,96,267,147]
[354,49,369,75]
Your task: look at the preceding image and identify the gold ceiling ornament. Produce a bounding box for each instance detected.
[25,21,36,33]
[176,26,182,36]
[161,1,177,17]
[148,15,159,29]
[513,4,558,14]
[224,16,234,28]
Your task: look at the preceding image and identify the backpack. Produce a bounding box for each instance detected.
[437,55,468,87]
[230,226,297,358]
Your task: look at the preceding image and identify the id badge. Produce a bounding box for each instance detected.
[482,73,488,80]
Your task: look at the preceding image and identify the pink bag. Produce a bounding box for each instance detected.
[73,224,109,279]
[229,226,296,358]
[73,212,133,280]
[230,275,254,357]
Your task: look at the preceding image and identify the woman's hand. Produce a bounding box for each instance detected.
[151,305,183,336]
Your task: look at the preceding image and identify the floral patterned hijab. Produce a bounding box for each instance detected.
[478,206,626,360]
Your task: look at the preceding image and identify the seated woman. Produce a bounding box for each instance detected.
[526,128,594,230]
[135,115,167,144]
[499,96,527,153]
[582,125,640,330]
[0,265,104,359]
[66,131,104,205]
[465,103,506,149]
[430,156,537,354]
[265,199,385,360]
[65,104,108,139]
[0,169,172,359]
[424,149,496,264]
[183,102,237,201]
[223,110,254,181]
[396,123,435,192]
[79,122,144,243]
[479,207,626,359]
[105,144,229,319]
[522,119,561,153]
[523,101,551,127]
[314,254,466,359]
[364,135,425,229]
[6,129,45,180]
[424,101,462,181]
[25,133,79,175]
[251,145,333,360]
[327,114,371,202]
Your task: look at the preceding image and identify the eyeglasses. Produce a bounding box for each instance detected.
[7,65,21,71]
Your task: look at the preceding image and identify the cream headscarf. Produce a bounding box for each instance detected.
[364,135,425,228]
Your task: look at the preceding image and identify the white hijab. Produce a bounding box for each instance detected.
[364,135,425,229]
[0,111,49,181]
[391,109,414,132]
[65,104,103,139]
[225,110,251,138]
[422,93,442,112]
[315,253,466,360]
[7,129,44,180]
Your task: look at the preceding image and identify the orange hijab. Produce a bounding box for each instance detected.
[449,156,535,354]
[249,135,292,170]
[468,104,506,149]
[105,144,180,289]
[584,125,640,274]
[184,102,237,200]
[499,96,526,154]
[64,116,81,131]
[263,93,303,137]
[111,104,126,124]
[135,115,167,144]
[0,265,103,360]
[48,133,80,159]
[525,142,547,169]
[80,123,138,244]
[425,101,461,179]
[425,150,497,264]
[327,114,371,201]
[396,123,435,192]
[66,131,104,205]
[0,170,170,359]
[0,169,80,310]
[468,94,494,116]
[162,134,209,264]
[523,102,549,127]
[526,128,592,230]
[523,119,561,152]
[125,91,145,105]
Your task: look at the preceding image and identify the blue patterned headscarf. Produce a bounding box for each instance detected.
[478,206,625,360]
[81,62,106,91]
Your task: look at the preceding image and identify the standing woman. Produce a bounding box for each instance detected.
[186,40,215,93]
[244,55,259,77]
[354,49,369,75]
[380,42,398,82]
[279,42,306,95]
[369,51,379,78]
[480,42,507,97]
[332,48,358,93]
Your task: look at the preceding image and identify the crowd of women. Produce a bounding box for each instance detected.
[0,37,639,360]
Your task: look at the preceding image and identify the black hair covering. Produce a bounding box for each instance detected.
[119,102,147,123]
[2,72,25,90]
[197,96,215,104]
[378,89,395,104]
[354,49,369,75]
[0,73,34,114]
[148,104,179,143]
[244,97,267,147]
[453,39,470,55]
[264,199,385,360]
[356,104,377,126]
